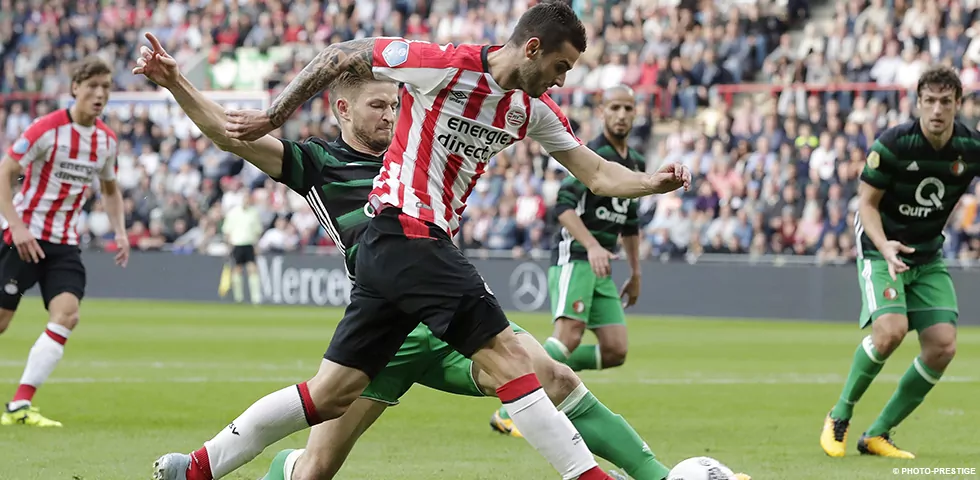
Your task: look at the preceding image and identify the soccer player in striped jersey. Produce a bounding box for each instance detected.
[820,66,974,459]
[159,2,693,479]
[0,56,130,428]
[491,85,644,437]
[134,33,740,480]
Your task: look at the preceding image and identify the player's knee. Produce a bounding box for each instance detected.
[923,338,956,369]
[553,318,585,350]
[871,314,908,357]
[306,362,370,422]
[50,308,79,330]
[600,346,627,369]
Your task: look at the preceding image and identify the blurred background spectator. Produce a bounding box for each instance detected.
[3,0,979,266]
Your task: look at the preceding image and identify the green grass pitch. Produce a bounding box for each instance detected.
[0,299,978,479]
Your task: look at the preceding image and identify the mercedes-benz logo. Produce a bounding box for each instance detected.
[509,262,547,312]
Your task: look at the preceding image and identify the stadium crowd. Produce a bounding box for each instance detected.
[3,0,979,264]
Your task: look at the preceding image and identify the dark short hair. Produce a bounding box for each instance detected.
[71,56,113,85]
[917,65,963,100]
[508,1,587,54]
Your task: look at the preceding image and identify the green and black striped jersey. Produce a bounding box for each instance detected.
[858,119,980,265]
[275,137,382,278]
[551,134,643,266]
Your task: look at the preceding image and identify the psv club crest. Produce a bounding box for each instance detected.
[506,107,527,127]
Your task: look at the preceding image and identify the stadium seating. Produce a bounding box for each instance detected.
[2,0,977,263]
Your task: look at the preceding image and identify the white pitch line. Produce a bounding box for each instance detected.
[0,373,976,385]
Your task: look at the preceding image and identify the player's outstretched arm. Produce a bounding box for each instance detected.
[225,38,377,141]
[552,146,691,198]
[133,33,286,177]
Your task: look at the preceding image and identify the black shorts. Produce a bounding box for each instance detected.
[0,239,86,311]
[324,208,511,379]
[231,245,256,266]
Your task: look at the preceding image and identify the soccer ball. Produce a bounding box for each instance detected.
[667,457,738,480]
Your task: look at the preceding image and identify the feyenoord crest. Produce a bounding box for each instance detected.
[3,280,17,295]
[866,151,880,169]
[506,107,527,127]
[883,287,898,300]
[951,156,966,176]
[573,300,585,313]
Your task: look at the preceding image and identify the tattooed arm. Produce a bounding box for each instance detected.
[223,39,377,141]
[268,39,376,128]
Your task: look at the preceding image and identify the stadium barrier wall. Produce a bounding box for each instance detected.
[37,252,980,326]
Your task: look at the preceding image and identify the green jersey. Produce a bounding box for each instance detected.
[858,119,980,265]
[274,137,383,277]
[551,133,643,266]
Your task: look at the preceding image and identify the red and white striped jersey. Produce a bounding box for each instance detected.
[3,109,118,245]
[367,38,582,235]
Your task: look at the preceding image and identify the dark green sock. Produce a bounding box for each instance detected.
[561,384,670,480]
[262,449,296,480]
[566,345,601,371]
[866,357,942,437]
[830,336,886,420]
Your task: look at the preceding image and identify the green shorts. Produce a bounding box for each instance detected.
[360,322,527,405]
[856,257,958,332]
[548,260,626,328]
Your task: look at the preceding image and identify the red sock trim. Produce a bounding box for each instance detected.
[44,329,67,345]
[296,382,322,426]
[398,213,431,239]
[12,384,36,403]
[577,466,612,480]
[187,446,213,480]
[496,373,542,404]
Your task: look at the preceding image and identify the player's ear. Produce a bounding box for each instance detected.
[70,81,78,99]
[335,98,351,121]
[524,38,541,59]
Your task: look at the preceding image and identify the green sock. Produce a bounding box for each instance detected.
[261,449,296,480]
[830,336,886,420]
[560,384,670,480]
[543,337,570,363]
[866,357,942,437]
[566,345,601,371]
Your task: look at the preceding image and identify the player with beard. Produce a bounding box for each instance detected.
[133,32,744,480]
[153,2,697,479]
[490,85,645,436]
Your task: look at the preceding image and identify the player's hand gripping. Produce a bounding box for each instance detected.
[114,233,130,268]
[587,244,617,278]
[880,240,915,280]
[649,162,692,194]
[225,109,275,141]
[10,224,44,263]
[132,32,179,89]
[620,274,641,308]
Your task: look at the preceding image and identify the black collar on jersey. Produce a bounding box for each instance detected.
[589,132,632,165]
[334,135,385,162]
[65,108,73,123]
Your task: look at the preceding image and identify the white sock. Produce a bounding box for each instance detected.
[232,274,244,302]
[498,374,598,480]
[202,384,319,479]
[283,449,304,480]
[10,323,71,410]
[248,272,262,304]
